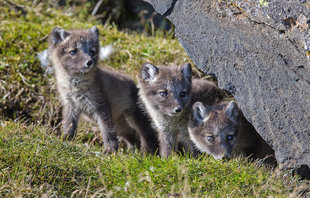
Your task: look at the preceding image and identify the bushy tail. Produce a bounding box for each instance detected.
[37,45,115,74]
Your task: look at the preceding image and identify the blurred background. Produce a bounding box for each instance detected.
[32,0,173,34]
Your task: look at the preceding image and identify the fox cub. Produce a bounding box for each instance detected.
[188,101,276,164]
[138,62,224,157]
[48,26,158,153]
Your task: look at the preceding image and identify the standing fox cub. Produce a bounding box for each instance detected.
[188,101,276,165]
[48,26,158,153]
[138,63,224,157]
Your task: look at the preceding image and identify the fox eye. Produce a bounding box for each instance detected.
[69,49,78,55]
[206,136,215,143]
[227,135,234,141]
[89,49,96,56]
[159,91,168,98]
[180,91,186,97]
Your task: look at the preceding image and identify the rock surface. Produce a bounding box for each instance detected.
[145,0,310,169]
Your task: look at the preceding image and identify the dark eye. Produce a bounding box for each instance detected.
[180,91,186,97]
[89,49,96,56]
[206,136,215,142]
[69,49,77,55]
[159,91,168,98]
[227,135,234,141]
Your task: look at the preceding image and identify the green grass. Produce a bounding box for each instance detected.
[0,1,309,197]
[0,120,307,197]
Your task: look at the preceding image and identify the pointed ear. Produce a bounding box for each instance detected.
[90,26,99,40]
[140,63,159,81]
[191,102,211,125]
[181,62,192,80]
[225,101,239,122]
[49,27,70,45]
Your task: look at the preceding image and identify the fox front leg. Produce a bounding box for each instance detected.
[96,110,119,153]
[158,131,177,158]
[62,105,80,141]
[124,110,159,155]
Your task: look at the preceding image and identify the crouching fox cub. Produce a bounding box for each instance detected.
[138,63,224,157]
[188,101,276,165]
[48,26,158,153]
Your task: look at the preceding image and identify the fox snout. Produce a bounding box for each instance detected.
[171,98,185,114]
[213,149,232,160]
[85,60,94,68]
[174,106,183,113]
[80,58,95,72]
[170,103,184,115]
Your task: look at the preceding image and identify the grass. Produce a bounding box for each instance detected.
[0,1,309,197]
[0,120,307,197]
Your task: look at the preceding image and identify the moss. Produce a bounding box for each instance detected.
[259,0,269,7]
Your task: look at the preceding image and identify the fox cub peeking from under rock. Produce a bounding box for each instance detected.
[138,63,224,157]
[48,26,158,153]
[188,101,276,165]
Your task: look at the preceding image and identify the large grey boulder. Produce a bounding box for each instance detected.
[145,0,310,171]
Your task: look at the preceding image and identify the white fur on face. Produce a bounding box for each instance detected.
[188,131,208,153]
[138,89,165,131]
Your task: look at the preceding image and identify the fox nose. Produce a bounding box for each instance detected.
[174,107,183,113]
[86,60,93,67]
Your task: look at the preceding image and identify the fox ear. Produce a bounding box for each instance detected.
[90,26,99,40]
[192,102,210,125]
[226,101,239,122]
[181,62,192,80]
[49,27,70,45]
[141,63,159,81]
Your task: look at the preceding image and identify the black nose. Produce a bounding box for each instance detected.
[86,60,93,67]
[174,107,182,113]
